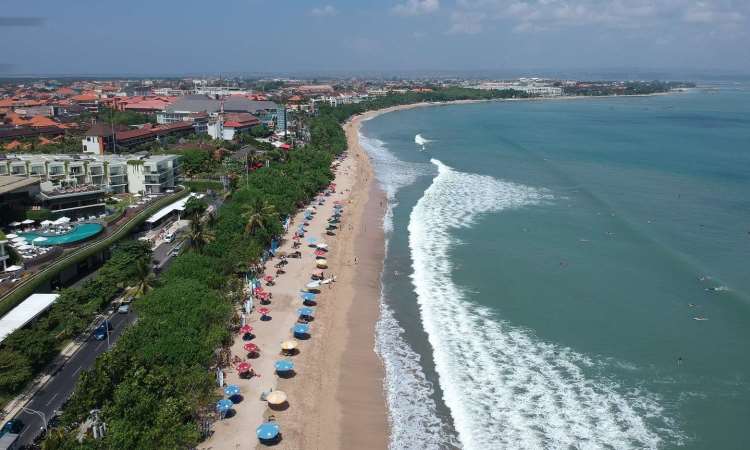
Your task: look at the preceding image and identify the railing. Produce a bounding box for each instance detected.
[0,187,189,317]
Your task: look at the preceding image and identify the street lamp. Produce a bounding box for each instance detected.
[21,407,47,434]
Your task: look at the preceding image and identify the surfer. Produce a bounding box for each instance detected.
[693,316,708,321]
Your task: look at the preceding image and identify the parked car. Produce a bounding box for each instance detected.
[92,320,112,341]
[0,418,23,437]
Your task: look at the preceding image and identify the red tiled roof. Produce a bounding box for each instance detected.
[223,113,260,128]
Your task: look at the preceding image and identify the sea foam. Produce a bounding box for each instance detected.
[362,134,458,449]
[407,159,681,449]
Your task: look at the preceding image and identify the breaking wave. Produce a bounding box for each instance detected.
[407,159,682,449]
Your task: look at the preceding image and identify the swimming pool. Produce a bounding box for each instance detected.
[21,223,104,246]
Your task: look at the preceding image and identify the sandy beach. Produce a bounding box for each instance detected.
[200,109,390,450]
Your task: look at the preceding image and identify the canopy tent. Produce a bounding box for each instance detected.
[224,384,241,397]
[297,307,314,317]
[274,359,294,372]
[280,340,298,351]
[256,421,280,440]
[216,398,233,413]
[243,342,259,353]
[293,323,310,337]
[266,390,287,405]
[237,362,252,373]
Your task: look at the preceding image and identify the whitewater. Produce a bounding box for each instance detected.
[406,159,678,449]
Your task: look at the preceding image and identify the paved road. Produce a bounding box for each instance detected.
[13,310,137,447]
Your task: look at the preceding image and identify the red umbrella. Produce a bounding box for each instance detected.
[259,307,270,316]
[264,275,274,282]
[293,235,300,241]
[240,325,253,334]
[243,342,259,353]
[314,249,326,257]
[237,362,252,373]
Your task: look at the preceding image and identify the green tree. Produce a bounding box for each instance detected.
[241,199,277,236]
[182,196,207,221]
[186,220,214,253]
[0,350,32,393]
[129,259,156,298]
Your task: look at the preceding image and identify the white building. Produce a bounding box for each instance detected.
[476,82,562,97]
[0,153,181,195]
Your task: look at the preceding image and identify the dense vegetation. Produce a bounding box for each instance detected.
[44,112,343,449]
[0,241,151,403]
[319,87,528,124]
[562,80,696,96]
[90,108,155,126]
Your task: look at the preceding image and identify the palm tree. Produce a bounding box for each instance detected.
[130,259,156,298]
[187,219,214,253]
[242,199,277,236]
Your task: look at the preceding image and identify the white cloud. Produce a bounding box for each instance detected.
[310,5,338,17]
[392,0,440,16]
[448,0,748,33]
[449,11,486,34]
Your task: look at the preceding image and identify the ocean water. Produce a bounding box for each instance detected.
[363,87,750,450]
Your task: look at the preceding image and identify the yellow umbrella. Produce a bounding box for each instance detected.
[316,259,328,268]
[281,340,298,351]
[266,390,288,405]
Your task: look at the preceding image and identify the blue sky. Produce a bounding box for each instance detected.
[1,0,749,75]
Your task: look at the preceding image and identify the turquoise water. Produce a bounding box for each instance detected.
[22,223,104,246]
[364,87,750,450]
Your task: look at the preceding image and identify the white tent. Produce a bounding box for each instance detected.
[4,265,22,272]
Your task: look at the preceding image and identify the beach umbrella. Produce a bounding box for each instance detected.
[266,390,287,405]
[275,359,294,373]
[240,324,253,334]
[21,219,35,225]
[280,340,298,351]
[9,222,22,227]
[224,384,241,397]
[263,275,274,282]
[216,398,233,413]
[315,243,328,249]
[258,307,270,317]
[316,259,327,269]
[237,362,252,373]
[306,236,317,244]
[301,292,316,301]
[244,342,259,353]
[305,280,321,289]
[4,233,18,239]
[314,249,326,257]
[297,307,314,317]
[293,323,310,337]
[256,421,280,441]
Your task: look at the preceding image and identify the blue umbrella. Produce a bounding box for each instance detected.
[224,384,240,397]
[306,236,317,244]
[256,421,280,440]
[300,292,316,301]
[293,323,310,336]
[275,359,295,372]
[216,398,233,413]
[297,307,314,317]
